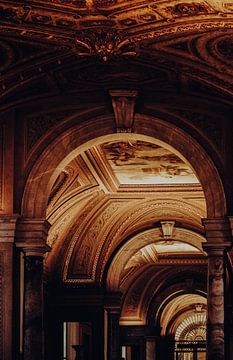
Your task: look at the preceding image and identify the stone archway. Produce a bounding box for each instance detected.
[21,113,226,218]
[19,112,229,360]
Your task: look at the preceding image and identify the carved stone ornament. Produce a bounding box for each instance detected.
[75,28,138,62]
[109,89,138,132]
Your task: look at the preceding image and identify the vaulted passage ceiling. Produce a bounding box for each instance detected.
[44,134,207,326]
[3,0,232,337]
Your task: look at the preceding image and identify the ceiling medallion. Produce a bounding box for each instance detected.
[75,28,138,61]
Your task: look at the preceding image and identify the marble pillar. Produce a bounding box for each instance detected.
[16,219,50,360]
[202,218,232,360]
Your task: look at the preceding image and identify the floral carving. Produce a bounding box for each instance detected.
[75,28,137,61]
[169,3,209,16]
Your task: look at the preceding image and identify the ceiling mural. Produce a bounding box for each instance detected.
[101,140,199,184]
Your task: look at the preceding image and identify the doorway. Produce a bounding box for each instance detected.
[63,322,92,360]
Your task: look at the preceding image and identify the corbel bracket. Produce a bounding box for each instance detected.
[109,90,138,133]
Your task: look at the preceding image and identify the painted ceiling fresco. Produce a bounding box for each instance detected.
[101,140,199,185]
[154,241,200,253]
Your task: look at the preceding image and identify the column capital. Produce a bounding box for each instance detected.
[202,217,232,242]
[21,244,51,257]
[0,214,19,242]
[15,218,51,255]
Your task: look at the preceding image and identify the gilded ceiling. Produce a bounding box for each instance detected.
[42,130,208,327]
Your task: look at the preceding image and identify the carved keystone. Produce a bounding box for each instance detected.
[109,90,138,133]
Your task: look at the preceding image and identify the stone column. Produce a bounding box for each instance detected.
[0,215,18,360]
[16,219,50,360]
[105,292,122,360]
[202,218,232,360]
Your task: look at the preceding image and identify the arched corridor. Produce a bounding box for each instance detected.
[1,2,233,359]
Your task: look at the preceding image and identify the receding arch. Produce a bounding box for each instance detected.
[106,227,206,291]
[22,113,226,218]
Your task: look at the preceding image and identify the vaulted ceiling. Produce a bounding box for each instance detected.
[3,0,231,333]
[44,135,207,327]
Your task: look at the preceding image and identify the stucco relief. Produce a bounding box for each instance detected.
[69,201,123,279]
[63,191,104,280]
